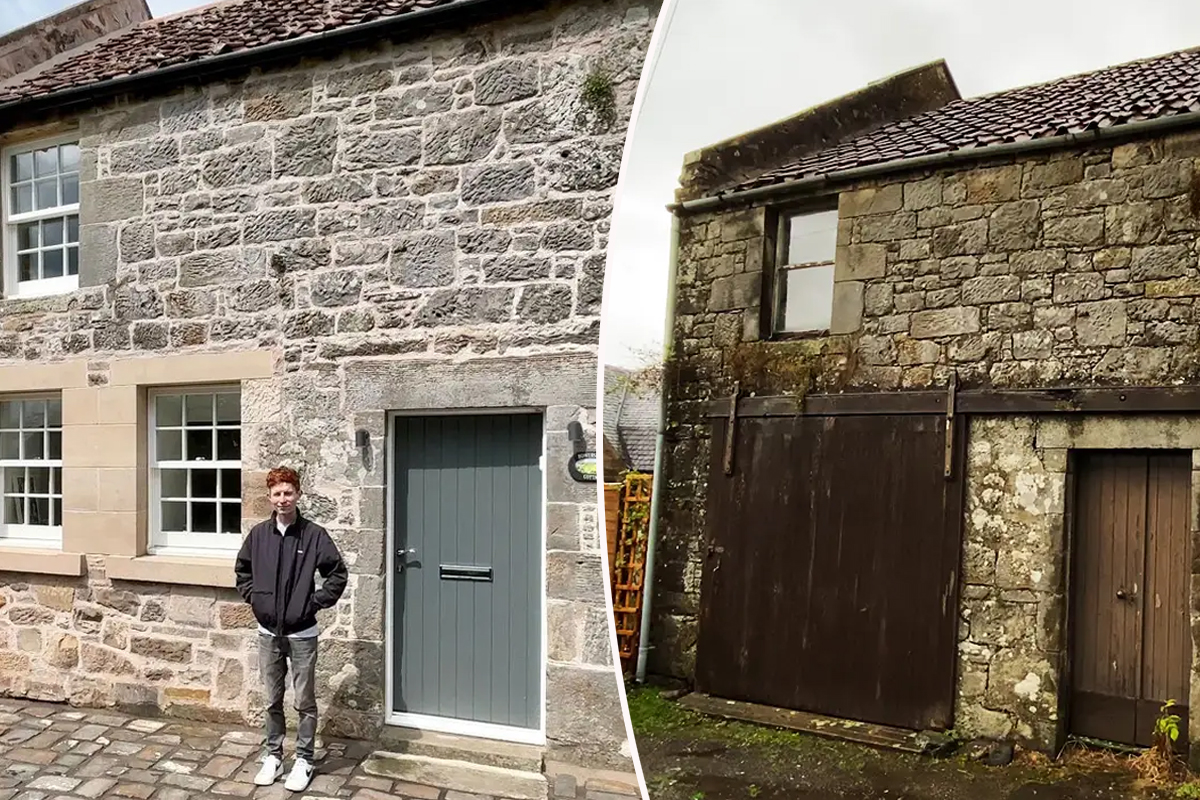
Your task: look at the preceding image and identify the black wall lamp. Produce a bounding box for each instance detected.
[566,421,596,482]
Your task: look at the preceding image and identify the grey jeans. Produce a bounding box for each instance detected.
[258,634,319,762]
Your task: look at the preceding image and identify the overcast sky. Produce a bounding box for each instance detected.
[0,0,204,32]
[599,0,1200,368]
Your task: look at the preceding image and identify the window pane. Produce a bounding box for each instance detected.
[220,503,241,534]
[12,183,32,215]
[23,400,44,428]
[67,215,79,243]
[7,468,25,493]
[42,249,64,279]
[161,469,188,499]
[192,501,217,533]
[156,429,182,461]
[220,469,240,500]
[192,469,218,500]
[60,144,80,172]
[156,395,183,427]
[185,394,213,425]
[27,468,49,494]
[0,402,17,429]
[781,264,836,333]
[46,401,61,427]
[52,497,61,526]
[36,178,58,209]
[216,430,240,461]
[61,174,79,206]
[786,210,839,266]
[51,467,60,493]
[5,494,24,525]
[43,219,64,246]
[0,433,17,460]
[67,247,79,277]
[47,432,61,460]
[17,222,38,250]
[162,501,187,531]
[216,393,240,424]
[13,151,33,181]
[22,432,43,460]
[186,429,213,462]
[18,253,36,282]
[34,147,57,178]
[28,498,49,525]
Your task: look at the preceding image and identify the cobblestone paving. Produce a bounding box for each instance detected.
[0,698,620,800]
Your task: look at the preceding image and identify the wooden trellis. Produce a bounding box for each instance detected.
[610,472,652,672]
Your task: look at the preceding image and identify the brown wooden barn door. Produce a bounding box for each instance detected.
[1069,450,1192,747]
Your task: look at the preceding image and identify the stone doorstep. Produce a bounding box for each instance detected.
[363,752,547,800]
[376,726,544,773]
[542,761,641,797]
[677,692,943,756]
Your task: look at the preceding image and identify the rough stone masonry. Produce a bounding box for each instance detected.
[0,0,659,774]
[653,127,1200,753]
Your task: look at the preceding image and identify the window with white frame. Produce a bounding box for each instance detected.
[2,137,81,299]
[774,208,838,334]
[149,388,242,554]
[0,397,63,547]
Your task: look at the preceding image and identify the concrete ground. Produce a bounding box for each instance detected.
[0,697,629,800]
[628,687,1193,800]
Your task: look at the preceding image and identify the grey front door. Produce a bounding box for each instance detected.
[391,413,543,732]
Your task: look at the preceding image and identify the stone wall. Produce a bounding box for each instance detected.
[651,128,1200,702]
[0,0,659,773]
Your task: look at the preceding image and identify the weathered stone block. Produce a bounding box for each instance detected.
[910,307,981,339]
[1142,162,1190,198]
[275,116,337,177]
[202,144,271,188]
[341,130,421,170]
[962,276,1020,305]
[839,185,902,217]
[376,85,455,119]
[1043,214,1104,247]
[423,108,501,164]
[416,287,514,327]
[903,177,942,210]
[311,270,363,307]
[543,138,623,192]
[1105,202,1162,244]
[80,177,144,224]
[988,201,1039,250]
[390,231,456,288]
[932,219,988,256]
[1075,300,1127,346]
[1027,158,1083,190]
[326,63,394,97]
[110,138,179,174]
[707,273,760,313]
[1130,244,1190,281]
[834,243,885,281]
[180,250,259,287]
[1052,272,1105,304]
[244,209,317,243]
[964,165,1021,204]
[857,211,916,243]
[475,58,539,105]
[829,281,864,335]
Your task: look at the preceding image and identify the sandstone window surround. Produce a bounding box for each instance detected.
[0,134,81,300]
[148,386,243,557]
[0,394,64,548]
[770,205,838,336]
[0,351,274,585]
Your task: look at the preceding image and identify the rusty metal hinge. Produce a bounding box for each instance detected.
[723,382,741,476]
[944,371,957,479]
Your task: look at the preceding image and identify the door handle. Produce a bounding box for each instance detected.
[1117,589,1127,600]
[396,548,416,574]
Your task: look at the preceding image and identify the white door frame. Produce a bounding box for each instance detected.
[383,407,548,746]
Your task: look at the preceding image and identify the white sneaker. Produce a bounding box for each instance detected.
[284,758,314,792]
[253,755,283,786]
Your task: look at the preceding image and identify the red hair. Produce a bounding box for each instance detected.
[266,466,301,491]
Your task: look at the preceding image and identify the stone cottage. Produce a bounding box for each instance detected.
[0,0,657,785]
[650,50,1200,764]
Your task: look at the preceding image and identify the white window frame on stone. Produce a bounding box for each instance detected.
[0,134,82,300]
[148,385,243,557]
[0,394,64,548]
[774,207,838,335]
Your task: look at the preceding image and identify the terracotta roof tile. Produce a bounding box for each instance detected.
[0,0,464,104]
[731,46,1200,193]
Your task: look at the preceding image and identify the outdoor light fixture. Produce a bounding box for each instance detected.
[355,429,370,449]
[565,421,596,483]
[566,420,586,455]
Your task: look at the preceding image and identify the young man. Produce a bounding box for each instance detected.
[234,466,348,793]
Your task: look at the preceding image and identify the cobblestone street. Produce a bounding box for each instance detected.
[0,698,616,800]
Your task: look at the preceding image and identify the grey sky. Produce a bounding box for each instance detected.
[599,0,1200,368]
[0,0,208,32]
